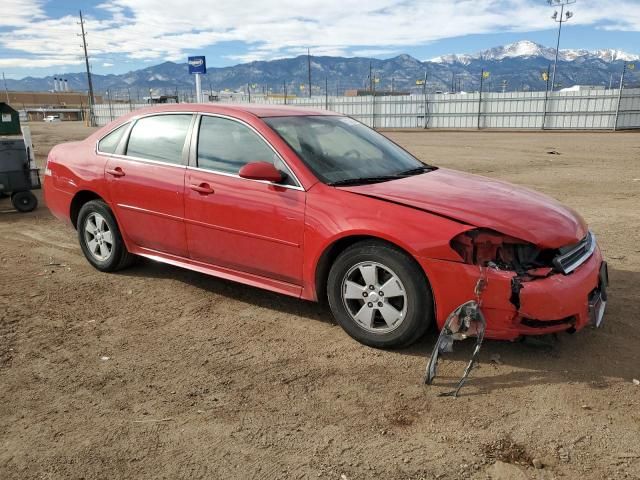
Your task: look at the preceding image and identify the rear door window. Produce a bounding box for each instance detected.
[97,123,129,154]
[126,114,192,164]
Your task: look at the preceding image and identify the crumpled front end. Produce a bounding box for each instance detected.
[419,229,607,340]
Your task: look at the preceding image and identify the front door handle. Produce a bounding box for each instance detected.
[106,167,125,177]
[190,183,215,195]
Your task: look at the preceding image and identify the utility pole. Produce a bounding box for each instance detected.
[78,10,96,125]
[307,48,312,98]
[325,76,329,110]
[283,81,287,105]
[369,62,373,92]
[106,90,113,121]
[548,0,575,92]
[478,69,488,129]
[127,87,133,112]
[542,64,551,130]
[422,71,428,129]
[2,72,9,104]
[368,63,376,127]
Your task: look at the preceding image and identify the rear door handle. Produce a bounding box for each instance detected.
[106,167,125,177]
[190,183,215,195]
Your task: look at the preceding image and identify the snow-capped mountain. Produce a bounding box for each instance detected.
[431,40,639,65]
[591,49,640,63]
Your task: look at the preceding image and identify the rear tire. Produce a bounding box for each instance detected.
[11,191,38,212]
[77,200,135,272]
[327,240,433,348]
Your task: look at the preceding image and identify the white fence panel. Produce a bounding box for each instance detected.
[92,89,640,130]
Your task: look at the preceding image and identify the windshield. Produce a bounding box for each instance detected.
[264,115,433,185]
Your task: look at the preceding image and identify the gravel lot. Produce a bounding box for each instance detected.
[1,122,639,479]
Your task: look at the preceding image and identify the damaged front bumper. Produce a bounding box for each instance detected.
[420,246,607,341]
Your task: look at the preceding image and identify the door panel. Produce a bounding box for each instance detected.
[185,170,305,284]
[104,113,192,257]
[106,158,188,256]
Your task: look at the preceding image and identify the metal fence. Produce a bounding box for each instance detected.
[93,88,640,130]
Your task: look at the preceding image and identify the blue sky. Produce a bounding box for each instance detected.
[1,0,639,79]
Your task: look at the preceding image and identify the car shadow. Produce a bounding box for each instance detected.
[119,257,335,326]
[120,258,639,394]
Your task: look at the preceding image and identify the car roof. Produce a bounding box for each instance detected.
[124,103,340,119]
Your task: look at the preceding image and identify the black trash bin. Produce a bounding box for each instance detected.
[0,137,40,213]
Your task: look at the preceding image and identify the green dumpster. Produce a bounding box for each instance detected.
[0,103,21,136]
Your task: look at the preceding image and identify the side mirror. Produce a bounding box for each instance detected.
[239,161,283,183]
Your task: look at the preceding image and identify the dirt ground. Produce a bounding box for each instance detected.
[1,122,639,480]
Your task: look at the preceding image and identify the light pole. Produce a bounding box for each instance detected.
[548,0,575,92]
[614,62,635,130]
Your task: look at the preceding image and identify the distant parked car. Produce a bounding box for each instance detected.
[43,104,607,348]
[44,115,61,123]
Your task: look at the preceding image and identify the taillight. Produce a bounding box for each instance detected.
[44,152,54,176]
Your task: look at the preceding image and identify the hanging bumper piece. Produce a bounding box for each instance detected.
[424,300,487,398]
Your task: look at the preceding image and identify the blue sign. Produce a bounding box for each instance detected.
[188,56,207,74]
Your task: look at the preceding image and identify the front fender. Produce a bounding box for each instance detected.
[301,185,473,300]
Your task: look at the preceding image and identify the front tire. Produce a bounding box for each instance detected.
[327,240,433,348]
[77,200,135,272]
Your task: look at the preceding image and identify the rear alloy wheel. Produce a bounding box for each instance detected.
[84,212,114,262]
[11,191,38,212]
[327,241,433,348]
[77,200,135,272]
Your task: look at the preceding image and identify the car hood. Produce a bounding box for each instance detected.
[338,168,587,249]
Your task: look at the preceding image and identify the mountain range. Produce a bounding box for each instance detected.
[4,40,639,96]
[430,40,639,64]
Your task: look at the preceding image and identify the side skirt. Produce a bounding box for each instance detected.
[130,246,304,299]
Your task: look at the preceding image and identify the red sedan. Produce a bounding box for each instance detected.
[44,104,607,347]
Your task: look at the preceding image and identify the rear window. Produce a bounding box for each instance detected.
[97,123,128,154]
[126,114,192,164]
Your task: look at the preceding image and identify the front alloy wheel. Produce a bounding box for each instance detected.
[327,240,433,348]
[342,262,408,334]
